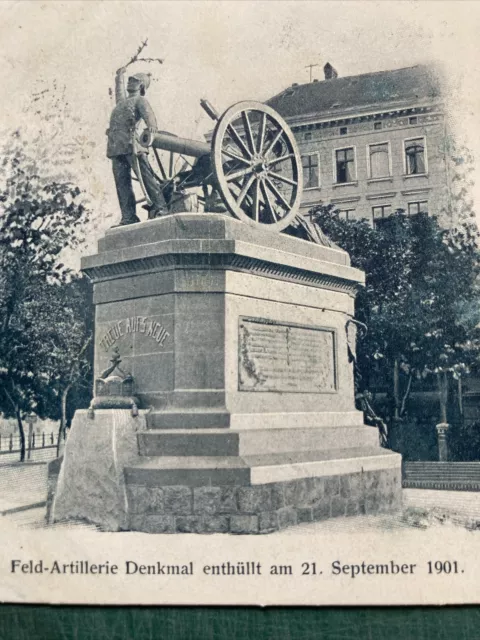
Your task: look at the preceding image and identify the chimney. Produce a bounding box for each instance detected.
[324,63,338,80]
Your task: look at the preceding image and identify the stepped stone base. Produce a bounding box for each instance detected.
[51,214,403,534]
[126,466,401,534]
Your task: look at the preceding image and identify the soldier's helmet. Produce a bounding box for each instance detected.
[127,72,152,93]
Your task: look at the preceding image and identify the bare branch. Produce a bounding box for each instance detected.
[124,38,149,69]
[135,56,164,66]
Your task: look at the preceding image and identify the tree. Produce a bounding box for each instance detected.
[309,205,480,445]
[45,276,93,456]
[441,134,476,227]
[0,80,113,246]
[0,138,92,461]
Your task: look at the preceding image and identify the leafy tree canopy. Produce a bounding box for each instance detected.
[0,87,94,460]
[310,205,480,427]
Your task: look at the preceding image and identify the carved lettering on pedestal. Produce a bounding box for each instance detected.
[239,317,336,393]
[99,316,170,352]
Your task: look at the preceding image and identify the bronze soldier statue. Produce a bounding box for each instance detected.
[107,67,167,225]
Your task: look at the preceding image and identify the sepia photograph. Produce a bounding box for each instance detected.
[0,0,479,607]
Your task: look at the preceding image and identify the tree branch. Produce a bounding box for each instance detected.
[135,56,164,66]
[124,38,149,68]
[2,383,17,413]
[67,334,92,381]
[399,372,413,418]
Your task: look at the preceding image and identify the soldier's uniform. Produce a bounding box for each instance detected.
[107,71,167,225]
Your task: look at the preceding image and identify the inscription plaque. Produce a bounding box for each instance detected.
[238,317,336,393]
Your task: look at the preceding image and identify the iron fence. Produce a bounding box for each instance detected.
[0,431,61,457]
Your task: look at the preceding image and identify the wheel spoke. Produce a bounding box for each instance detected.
[227,124,253,159]
[267,171,298,187]
[212,101,301,230]
[251,178,260,222]
[257,112,266,154]
[236,174,256,205]
[264,128,284,157]
[153,148,167,180]
[226,166,253,182]
[268,153,295,166]
[241,111,255,155]
[178,159,191,173]
[260,180,278,222]
[221,148,251,165]
[265,177,291,211]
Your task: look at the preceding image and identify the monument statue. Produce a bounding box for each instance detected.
[48,87,402,535]
[105,93,334,244]
[106,67,167,225]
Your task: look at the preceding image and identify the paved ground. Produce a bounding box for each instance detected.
[4,507,98,530]
[0,462,47,515]
[403,488,480,519]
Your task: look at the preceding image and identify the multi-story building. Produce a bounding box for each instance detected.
[267,63,449,225]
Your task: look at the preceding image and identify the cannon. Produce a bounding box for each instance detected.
[136,100,306,233]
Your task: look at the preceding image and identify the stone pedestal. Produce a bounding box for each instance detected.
[436,422,450,462]
[56,213,401,533]
[49,410,142,530]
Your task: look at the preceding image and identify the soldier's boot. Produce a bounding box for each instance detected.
[119,214,141,226]
[143,204,168,219]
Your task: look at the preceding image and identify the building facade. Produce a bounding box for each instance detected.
[267,63,450,225]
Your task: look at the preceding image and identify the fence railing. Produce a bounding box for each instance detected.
[0,432,61,457]
[403,461,480,492]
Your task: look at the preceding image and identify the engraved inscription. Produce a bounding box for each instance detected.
[239,318,336,393]
[99,316,170,352]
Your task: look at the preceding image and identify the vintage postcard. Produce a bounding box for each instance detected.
[0,0,480,606]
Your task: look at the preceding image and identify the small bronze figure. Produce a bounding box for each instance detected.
[106,67,167,225]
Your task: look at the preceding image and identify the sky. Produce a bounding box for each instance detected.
[1,0,480,258]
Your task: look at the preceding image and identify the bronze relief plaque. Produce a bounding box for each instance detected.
[238,317,337,393]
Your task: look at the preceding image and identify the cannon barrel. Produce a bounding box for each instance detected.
[140,130,211,158]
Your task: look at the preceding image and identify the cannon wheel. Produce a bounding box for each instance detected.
[212,101,303,231]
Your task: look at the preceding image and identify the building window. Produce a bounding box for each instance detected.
[374,121,382,130]
[339,126,348,135]
[408,201,428,215]
[368,142,391,178]
[372,204,392,225]
[335,147,355,183]
[409,116,418,125]
[302,153,319,189]
[304,132,312,141]
[338,209,355,220]
[405,137,427,175]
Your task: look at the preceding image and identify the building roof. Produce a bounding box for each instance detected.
[267,64,443,122]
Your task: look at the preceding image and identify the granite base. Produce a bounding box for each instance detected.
[125,467,402,534]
